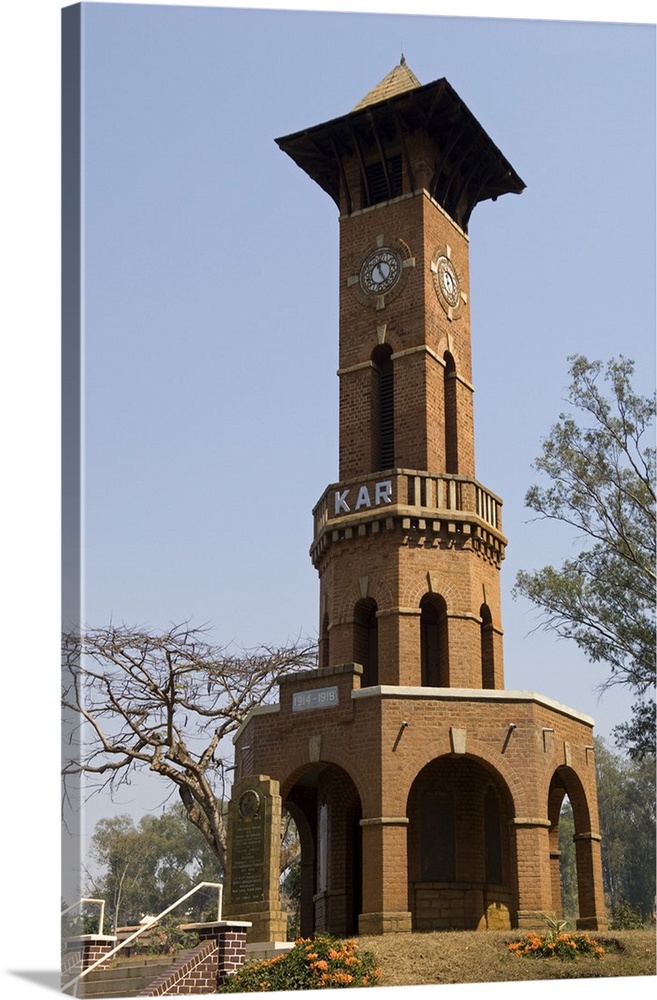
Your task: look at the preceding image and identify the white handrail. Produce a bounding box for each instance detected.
[61,898,107,936]
[62,881,223,994]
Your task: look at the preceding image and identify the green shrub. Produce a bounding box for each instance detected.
[134,916,199,956]
[610,900,646,930]
[218,935,381,992]
[508,929,605,960]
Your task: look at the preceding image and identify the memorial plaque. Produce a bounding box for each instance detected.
[292,686,338,712]
[230,789,266,903]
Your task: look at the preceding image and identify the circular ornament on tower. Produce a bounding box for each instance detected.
[359,247,402,295]
[431,246,467,320]
[349,236,414,310]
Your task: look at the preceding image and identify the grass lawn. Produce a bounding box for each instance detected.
[358,928,656,986]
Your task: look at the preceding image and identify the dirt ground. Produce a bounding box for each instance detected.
[358,929,656,986]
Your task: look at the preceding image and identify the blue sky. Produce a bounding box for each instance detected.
[76,3,654,740]
[2,3,655,998]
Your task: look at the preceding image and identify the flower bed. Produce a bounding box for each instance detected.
[218,935,381,991]
[508,930,605,960]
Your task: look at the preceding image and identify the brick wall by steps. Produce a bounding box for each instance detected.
[63,922,250,997]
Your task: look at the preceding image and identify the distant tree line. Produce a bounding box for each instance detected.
[559,737,655,924]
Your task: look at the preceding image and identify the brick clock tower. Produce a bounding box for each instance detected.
[224,62,606,939]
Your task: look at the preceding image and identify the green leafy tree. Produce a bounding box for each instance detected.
[557,739,655,922]
[513,355,656,757]
[557,800,577,921]
[86,804,224,931]
[593,737,656,919]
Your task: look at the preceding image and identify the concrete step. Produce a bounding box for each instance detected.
[75,956,176,998]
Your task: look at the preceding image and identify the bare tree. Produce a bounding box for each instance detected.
[62,623,317,871]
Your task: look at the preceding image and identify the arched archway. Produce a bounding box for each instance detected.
[407,754,516,930]
[284,763,363,937]
[443,351,458,473]
[420,593,449,686]
[480,603,494,689]
[371,343,394,471]
[354,598,378,686]
[547,765,601,929]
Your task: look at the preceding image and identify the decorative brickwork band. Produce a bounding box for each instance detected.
[573,831,602,842]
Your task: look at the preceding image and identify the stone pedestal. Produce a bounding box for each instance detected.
[223,774,288,943]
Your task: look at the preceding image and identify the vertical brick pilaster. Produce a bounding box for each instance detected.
[511,820,553,927]
[359,817,412,934]
[574,832,607,930]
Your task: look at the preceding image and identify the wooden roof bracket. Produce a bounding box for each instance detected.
[346,123,371,210]
[431,121,468,205]
[328,129,353,215]
[367,108,395,200]
[392,110,416,193]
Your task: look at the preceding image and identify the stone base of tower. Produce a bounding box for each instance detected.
[229,666,607,941]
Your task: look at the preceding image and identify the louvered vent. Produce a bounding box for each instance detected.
[364,155,402,207]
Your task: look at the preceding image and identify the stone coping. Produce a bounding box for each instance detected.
[235,685,594,742]
[63,934,117,944]
[180,921,252,930]
[352,686,595,725]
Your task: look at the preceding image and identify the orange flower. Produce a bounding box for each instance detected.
[331,971,353,984]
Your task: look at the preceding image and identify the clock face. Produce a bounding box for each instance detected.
[435,256,460,308]
[359,248,402,295]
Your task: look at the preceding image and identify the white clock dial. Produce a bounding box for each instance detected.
[360,248,402,295]
[436,256,460,308]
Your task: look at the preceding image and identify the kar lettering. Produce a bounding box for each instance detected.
[334,479,392,515]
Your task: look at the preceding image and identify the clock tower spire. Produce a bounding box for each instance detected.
[277,63,524,691]
[225,62,606,943]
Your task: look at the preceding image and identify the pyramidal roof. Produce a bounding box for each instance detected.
[351,56,421,111]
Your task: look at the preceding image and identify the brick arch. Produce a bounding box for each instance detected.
[333,573,396,621]
[279,753,373,817]
[545,765,599,923]
[399,574,460,611]
[546,764,592,835]
[402,747,518,820]
[282,759,365,938]
[351,324,405,367]
[375,322,405,359]
[405,750,517,930]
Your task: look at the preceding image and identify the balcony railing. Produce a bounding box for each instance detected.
[313,470,502,539]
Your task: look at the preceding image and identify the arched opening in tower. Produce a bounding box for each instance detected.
[284,763,363,939]
[480,603,495,689]
[353,597,379,686]
[372,344,394,471]
[443,351,458,473]
[547,765,597,929]
[420,593,449,686]
[406,754,516,930]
